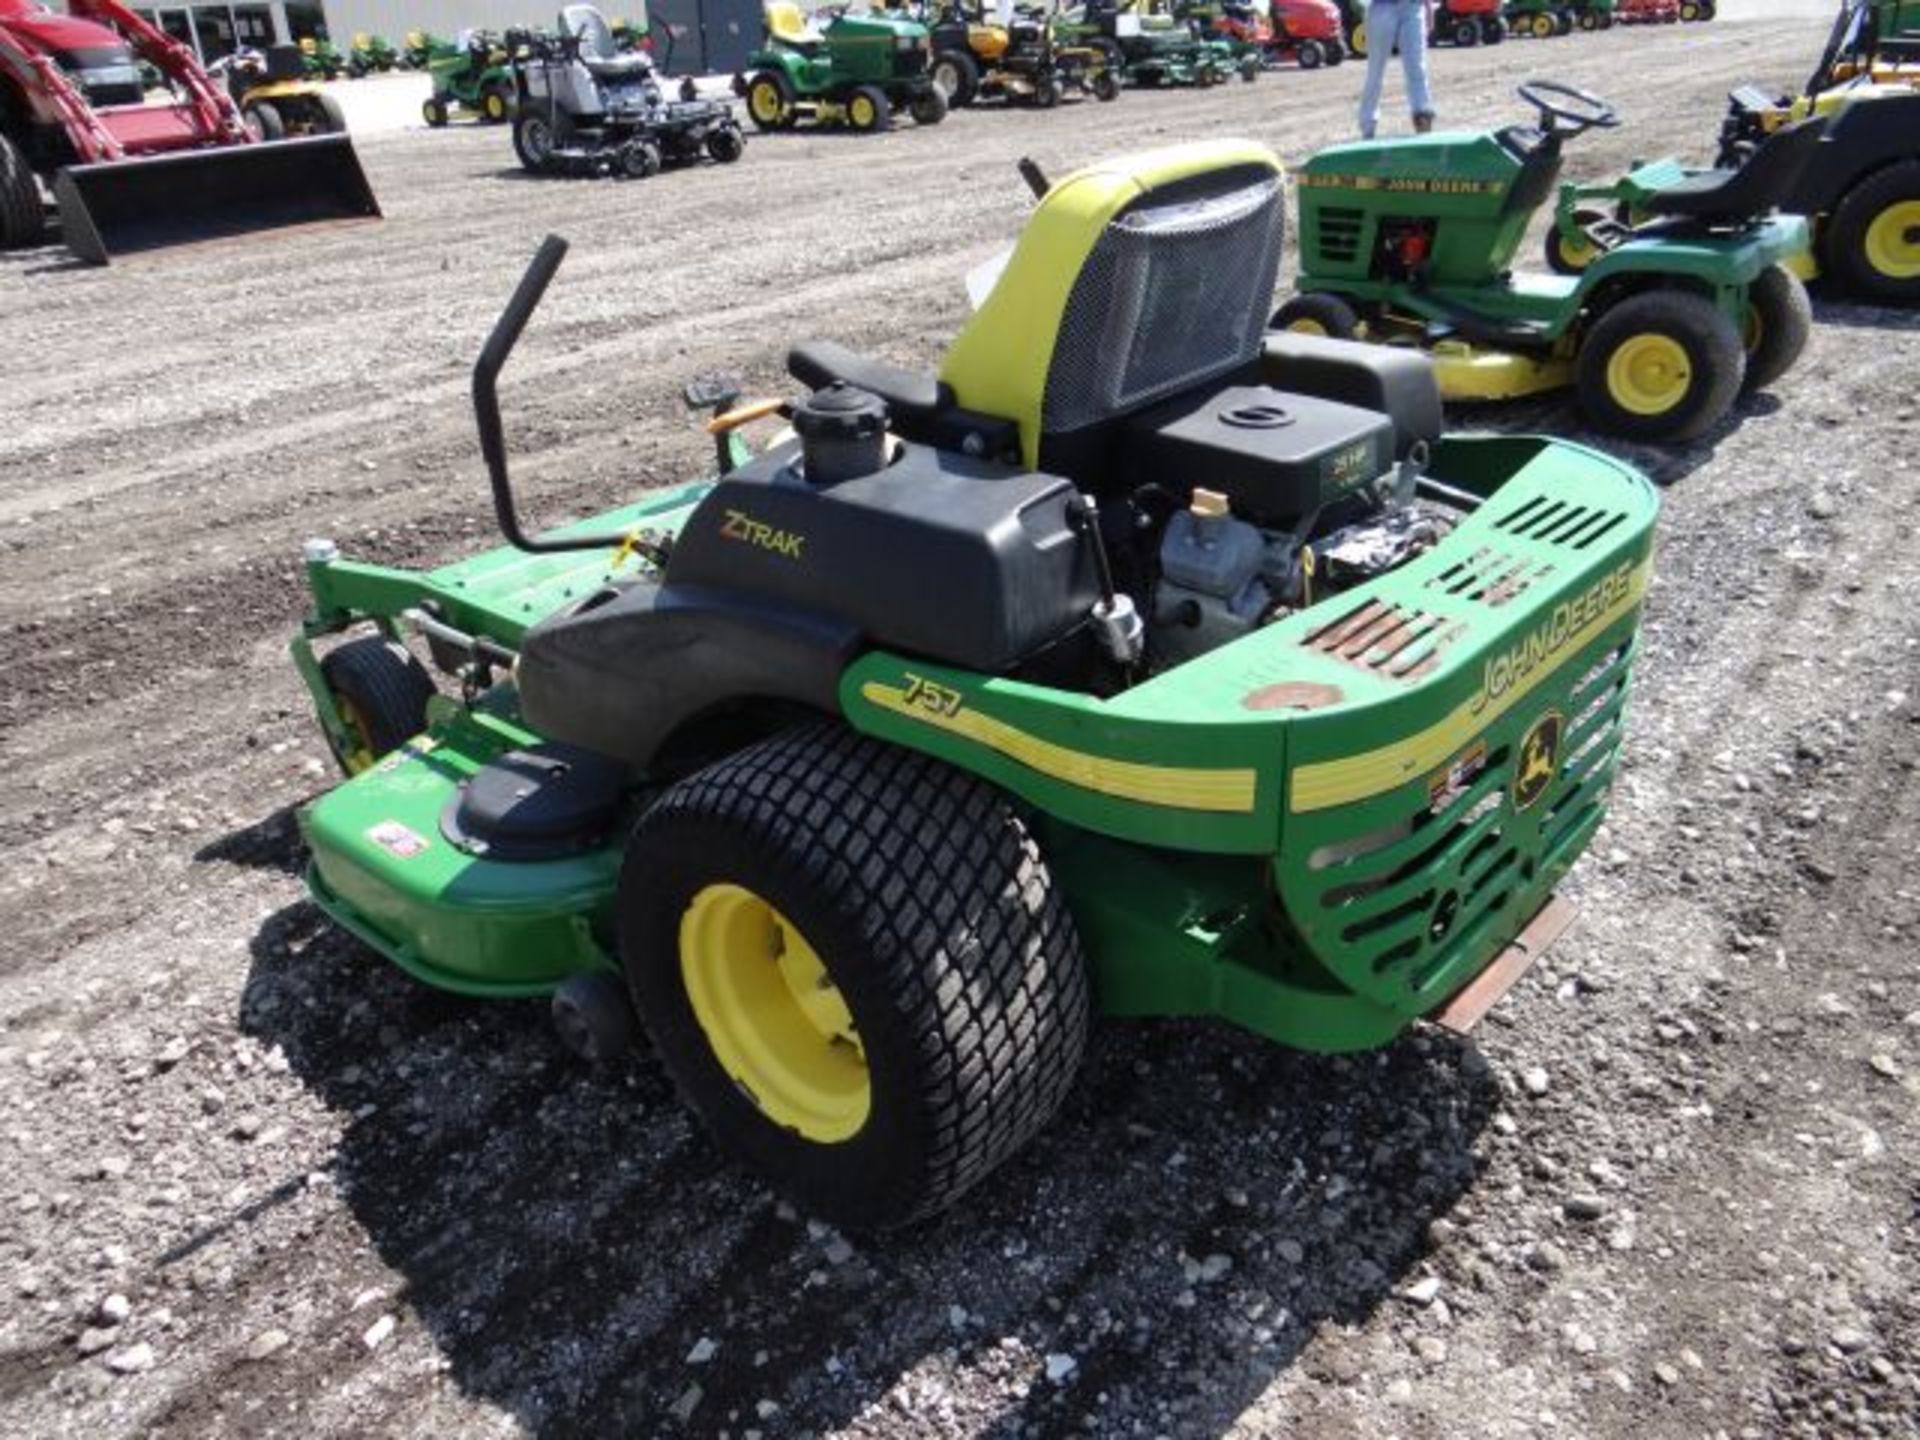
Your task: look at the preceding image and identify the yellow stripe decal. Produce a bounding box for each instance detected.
[862,683,1259,814]
[1290,559,1652,814]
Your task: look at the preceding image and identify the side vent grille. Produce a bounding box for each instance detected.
[1302,600,1464,681]
[1490,495,1629,552]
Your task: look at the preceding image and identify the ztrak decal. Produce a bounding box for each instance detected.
[865,677,1259,813]
[719,508,806,559]
[1512,711,1563,812]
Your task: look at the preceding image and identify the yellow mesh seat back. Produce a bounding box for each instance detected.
[939,139,1287,470]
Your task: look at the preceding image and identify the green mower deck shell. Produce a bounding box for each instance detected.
[294,425,1655,1053]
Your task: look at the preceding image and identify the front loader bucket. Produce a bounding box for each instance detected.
[52,135,380,265]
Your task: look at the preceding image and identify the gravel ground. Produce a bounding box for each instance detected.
[2,12,1917,1439]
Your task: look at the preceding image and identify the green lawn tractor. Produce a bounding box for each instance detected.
[1274,81,1815,443]
[738,0,946,132]
[399,29,443,69]
[288,139,1658,1230]
[299,34,349,80]
[1705,0,1920,304]
[1504,0,1574,38]
[424,29,520,127]
[347,31,400,77]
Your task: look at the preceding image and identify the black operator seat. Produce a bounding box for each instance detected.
[563,3,654,77]
[1638,114,1829,221]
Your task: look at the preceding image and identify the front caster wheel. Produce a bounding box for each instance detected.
[552,972,638,1064]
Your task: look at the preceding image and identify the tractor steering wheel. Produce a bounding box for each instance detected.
[1516,80,1619,136]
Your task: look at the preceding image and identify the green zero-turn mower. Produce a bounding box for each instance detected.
[739,0,947,132]
[1274,81,1816,443]
[1705,0,1920,305]
[290,140,1658,1230]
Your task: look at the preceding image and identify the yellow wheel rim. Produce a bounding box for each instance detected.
[1863,200,1920,280]
[1289,318,1329,336]
[1605,333,1692,416]
[749,81,784,124]
[1352,21,1366,51]
[1535,14,1552,35]
[1559,231,1597,269]
[1742,303,1763,354]
[680,884,870,1143]
[850,94,876,127]
[485,93,505,119]
[333,694,376,775]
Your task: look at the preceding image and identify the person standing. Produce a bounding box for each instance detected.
[1357,0,1435,139]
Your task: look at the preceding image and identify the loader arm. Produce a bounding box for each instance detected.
[68,0,246,142]
[0,26,120,159]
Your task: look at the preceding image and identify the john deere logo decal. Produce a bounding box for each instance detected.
[1513,711,1564,813]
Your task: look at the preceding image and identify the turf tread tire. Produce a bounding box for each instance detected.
[1271,290,1361,339]
[0,132,44,250]
[1825,159,1920,307]
[620,724,1091,1230]
[1740,262,1811,393]
[1576,288,1744,443]
[318,636,436,773]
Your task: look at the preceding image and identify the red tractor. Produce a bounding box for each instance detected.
[1615,0,1680,20]
[1268,0,1345,65]
[0,0,377,262]
[1433,0,1507,44]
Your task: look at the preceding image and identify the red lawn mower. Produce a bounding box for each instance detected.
[0,0,376,262]
[1615,0,1680,21]
[1433,0,1507,44]
[1268,0,1346,65]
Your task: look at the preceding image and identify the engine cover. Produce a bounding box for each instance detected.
[1120,383,1395,526]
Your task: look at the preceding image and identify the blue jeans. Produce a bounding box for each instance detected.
[1358,0,1433,138]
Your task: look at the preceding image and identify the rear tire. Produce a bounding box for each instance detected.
[1576,289,1745,443]
[317,636,436,776]
[316,92,348,134]
[1349,19,1367,53]
[1271,290,1361,339]
[620,725,1090,1231]
[706,122,746,163]
[480,81,513,123]
[1297,38,1324,67]
[1456,19,1481,44]
[512,111,565,171]
[1824,160,1920,307]
[1482,15,1506,40]
[0,132,42,250]
[1740,263,1811,393]
[245,100,286,141]
[931,48,980,105]
[1091,67,1121,99]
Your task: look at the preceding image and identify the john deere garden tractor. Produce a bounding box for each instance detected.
[1696,0,1920,304]
[1566,0,1615,31]
[347,31,399,76]
[1274,81,1816,443]
[424,29,520,126]
[288,139,1657,1231]
[739,1,946,132]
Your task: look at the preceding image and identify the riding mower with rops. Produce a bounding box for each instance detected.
[1267,0,1346,66]
[424,29,520,127]
[289,139,1657,1230]
[1274,82,1815,443]
[211,43,349,138]
[513,5,744,177]
[1433,0,1507,47]
[739,0,946,132]
[1056,0,1236,86]
[918,0,1119,108]
[1694,0,1920,305]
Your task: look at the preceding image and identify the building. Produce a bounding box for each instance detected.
[112,0,763,75]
